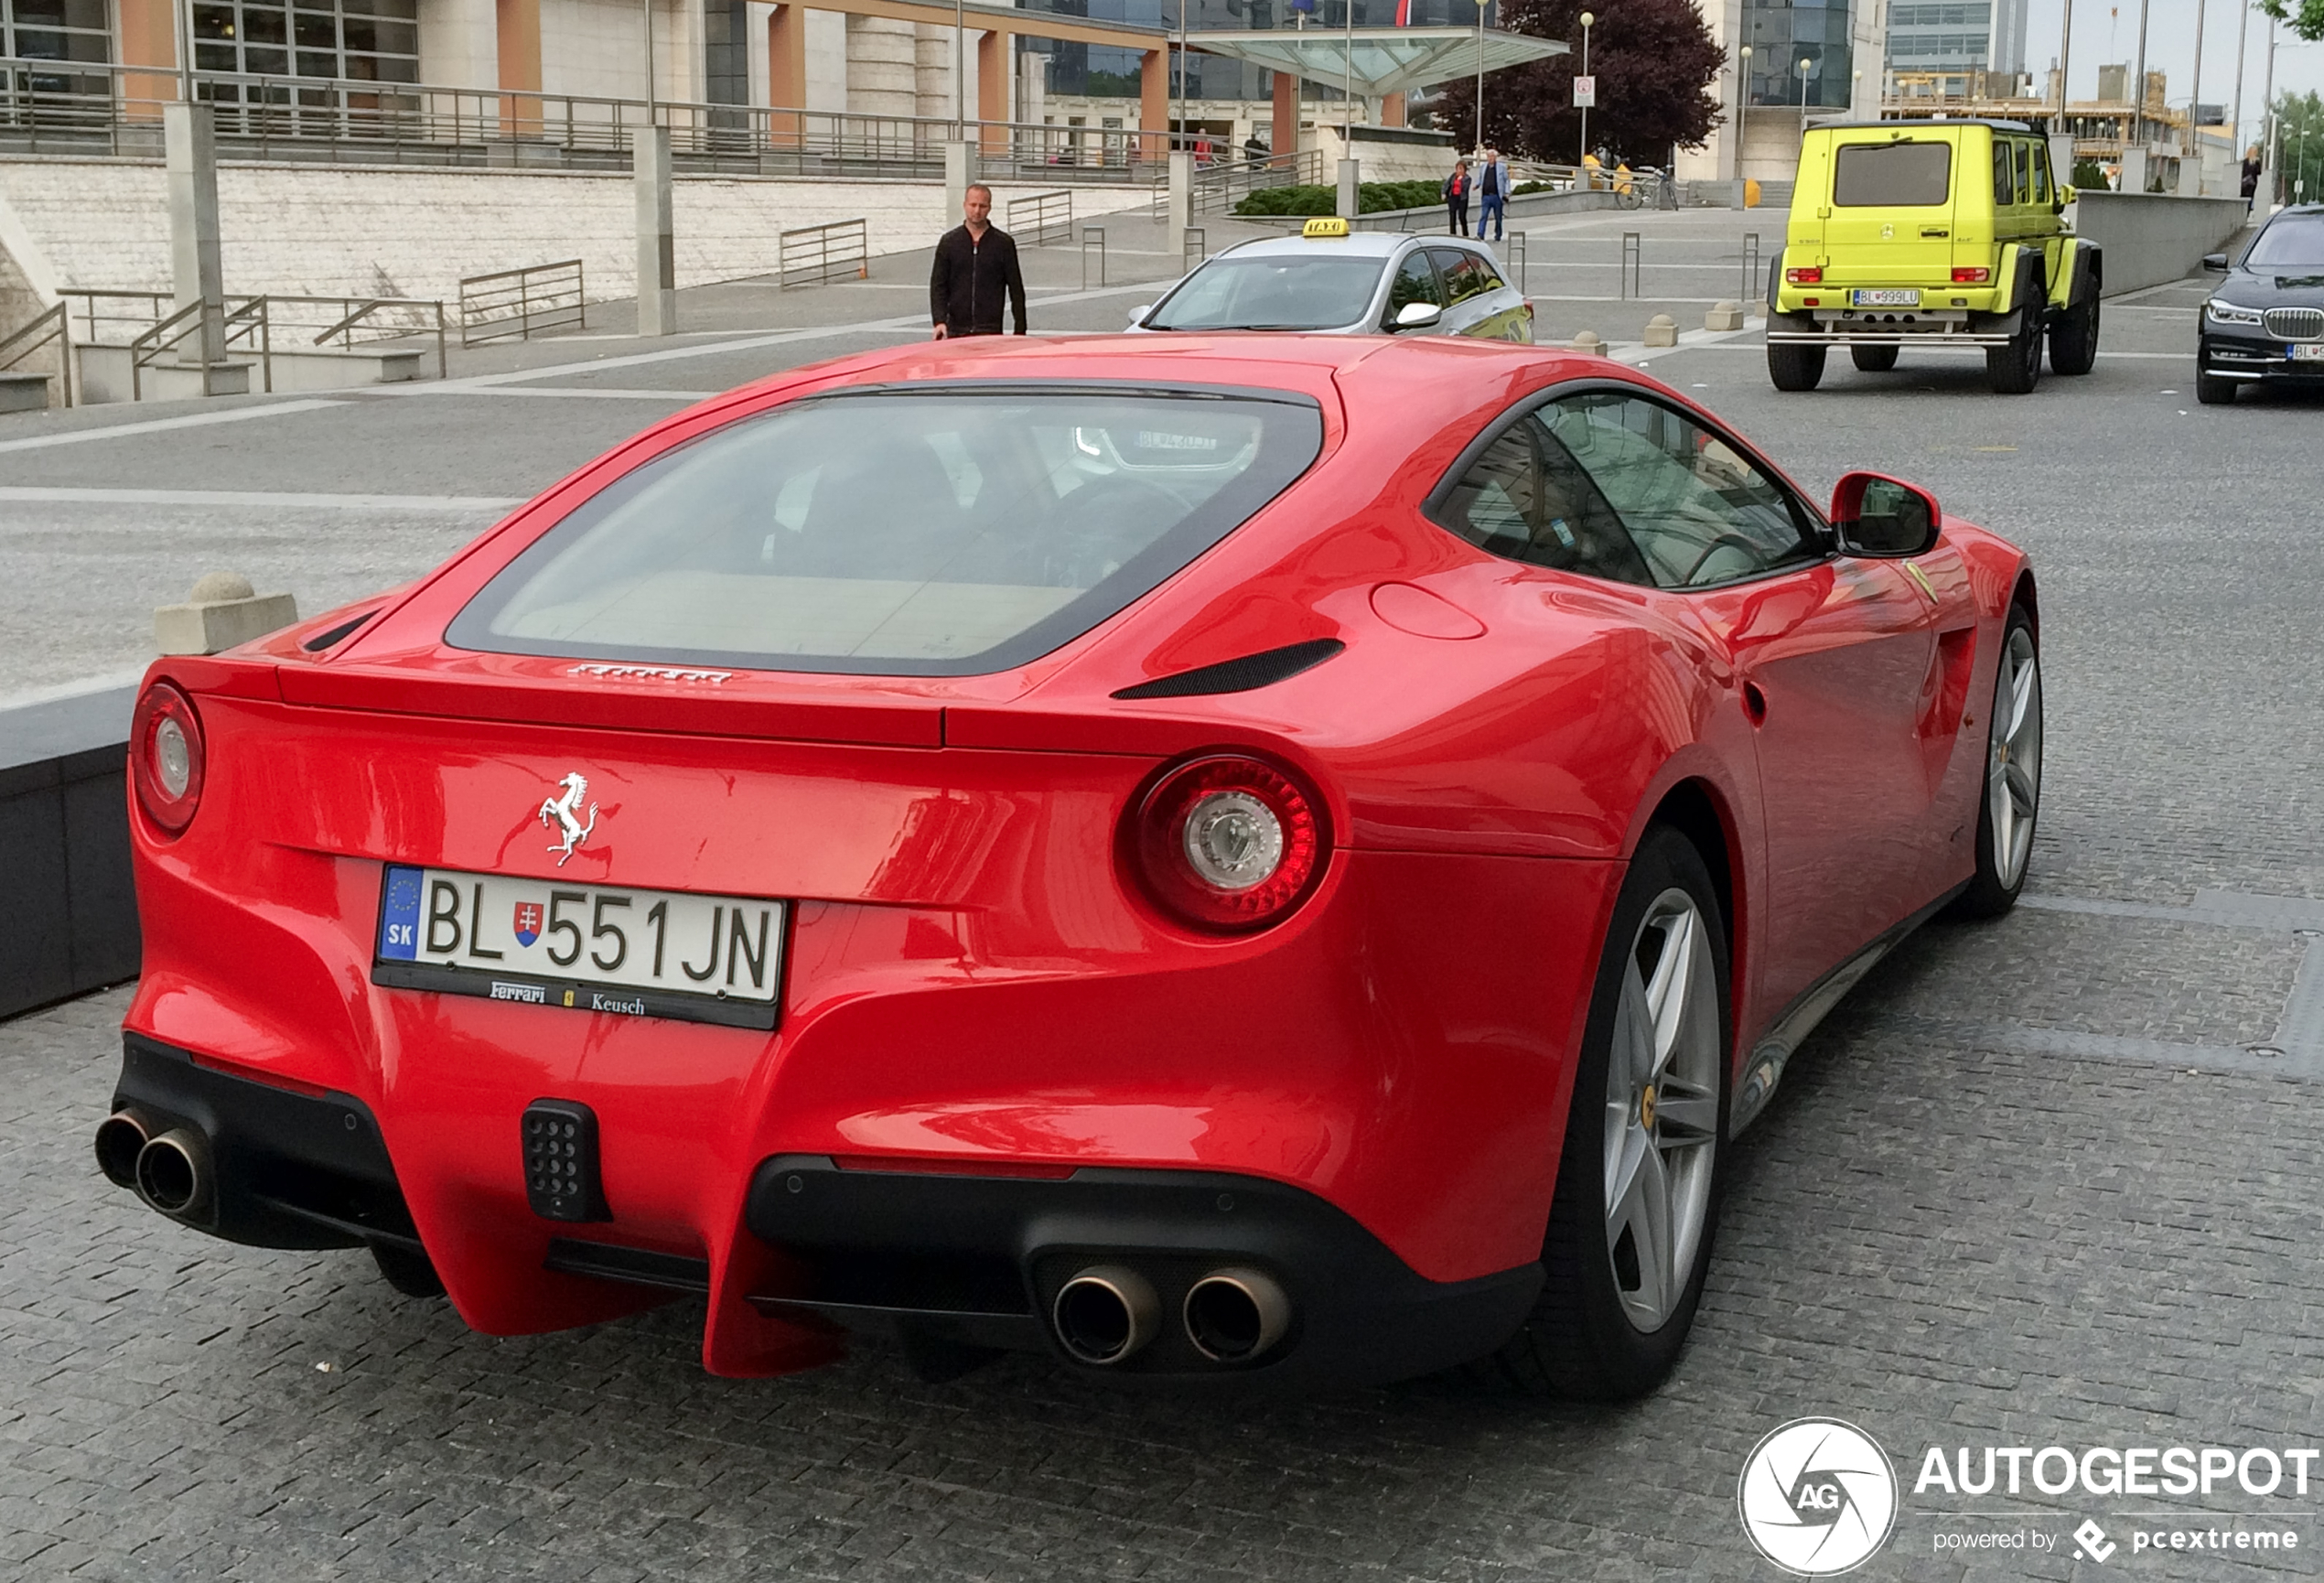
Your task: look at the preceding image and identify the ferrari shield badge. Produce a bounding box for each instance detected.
[538,771,598,866]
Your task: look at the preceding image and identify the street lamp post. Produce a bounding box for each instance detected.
[1797,55,1810,114]
[1475,0,1485,151]
[1737,44,1751,188]
[2190,0,2208,189]
[1577,11,1594,167]
[2231,0,2250,192]
[2131,0,2150,153]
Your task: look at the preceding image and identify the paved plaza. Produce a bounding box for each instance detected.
[3,211,2321,1580]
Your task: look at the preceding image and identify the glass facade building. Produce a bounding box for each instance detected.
[1018,0,1492,104]
[1887,0,2028,77]
[1741,0,1854,109]
[188,0,420,83]
[2,0,111,64]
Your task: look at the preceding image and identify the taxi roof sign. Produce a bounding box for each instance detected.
[1301,216,1351,239]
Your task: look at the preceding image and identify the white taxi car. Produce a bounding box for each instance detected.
[1131,220,1533,342]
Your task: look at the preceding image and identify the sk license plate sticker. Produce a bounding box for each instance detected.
[372,865,785,1029]
[1852,288,1921,307]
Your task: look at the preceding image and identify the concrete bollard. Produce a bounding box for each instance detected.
[1569,329,1606,355]
[1644,313,1679,348]
[156,573,298,656]
[1705,300,1746,331]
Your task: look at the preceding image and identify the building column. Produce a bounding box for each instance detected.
[165,103,225,367]
[978,30,1008,156]
[496,0,543,135]
[1139,48,1167,165]
[1271,68,1298,156]
[1380,92,1405,127]
[768,4,806,146]
[635,125,676,336]
[117,0,178,120]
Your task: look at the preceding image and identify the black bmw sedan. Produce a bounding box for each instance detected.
[2198,205,2324,404]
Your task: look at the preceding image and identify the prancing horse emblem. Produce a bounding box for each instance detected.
[539,771,598,866]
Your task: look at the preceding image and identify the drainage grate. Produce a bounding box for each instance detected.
[522,1099,608,1222]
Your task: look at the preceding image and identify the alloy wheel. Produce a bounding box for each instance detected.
[1601,889,1722,1331]
[1985,624,2042,888]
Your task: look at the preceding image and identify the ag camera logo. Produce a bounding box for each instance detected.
[1738,1418,1899,1576]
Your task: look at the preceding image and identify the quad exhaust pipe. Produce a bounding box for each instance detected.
[93,1109,214,1221]
[1051,1263,1295,1367]
[1183,1268,1291,1362]
[1052,1265,1161,1365]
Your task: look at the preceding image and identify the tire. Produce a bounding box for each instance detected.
[1767,341,1827,392]
[371,1241,447,1298]
[1985,306,2044,394]
[2048,285,2100,374]
[1947,607,2042,921]
[2196,370,2238,405]
[1487,826,1730,1399]
[1850,344,1899,372]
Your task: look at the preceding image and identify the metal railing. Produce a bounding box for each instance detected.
[0,302,72,407]
[0,56,1168,178]
[1081,224,1107,289]
[780,219,868,289]
[1164,148,1325,218]
[460,259,585,347]
[1007,189,1073,246]
[59,287,448,390]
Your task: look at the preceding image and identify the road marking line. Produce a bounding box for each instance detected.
[0,485,521,511]
[0,398,346,452]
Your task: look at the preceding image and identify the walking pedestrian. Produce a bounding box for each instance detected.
[1476,145,1511,241]
[930,183,1028,339]
[1443,158,1471,236]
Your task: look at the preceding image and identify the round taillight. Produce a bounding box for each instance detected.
[1127,755,1327,931]
[131,682,206,835]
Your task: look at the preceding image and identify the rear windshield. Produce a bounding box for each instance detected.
[2246,216,2324,269]
[1832,141,1953,207]
[449,389,1323,675]
[1145,255,1388,330]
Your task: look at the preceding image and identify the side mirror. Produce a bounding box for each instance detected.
[1830,471,1939,558]
[2202,253,2231,273]
[1128,304,1155,327]
[1391,301,1444,331]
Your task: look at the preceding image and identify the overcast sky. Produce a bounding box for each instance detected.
[2016,0,2324,145]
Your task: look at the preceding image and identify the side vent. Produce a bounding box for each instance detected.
[1112,639,1345,701]
[302,610,377,652]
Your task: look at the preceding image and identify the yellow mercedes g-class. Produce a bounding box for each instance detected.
[1764,118,2103,393]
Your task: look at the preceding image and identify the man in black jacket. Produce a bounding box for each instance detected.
[930,184,1028,338]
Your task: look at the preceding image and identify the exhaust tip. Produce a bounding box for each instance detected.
[1184,1267,1291,1362]
[94,1110,153,1190]
[134,1128,210,1219]
[1052,1265,1160,1365]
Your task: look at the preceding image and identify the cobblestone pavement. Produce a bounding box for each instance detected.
[5,217,2323,1579]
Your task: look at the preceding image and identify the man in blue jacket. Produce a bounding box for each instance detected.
[1475,148,1511,242]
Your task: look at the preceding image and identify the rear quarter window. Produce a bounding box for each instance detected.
[1832,141,1953,207]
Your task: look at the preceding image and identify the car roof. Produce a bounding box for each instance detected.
[1826,117,2033,132]
[1217,232,1454,261]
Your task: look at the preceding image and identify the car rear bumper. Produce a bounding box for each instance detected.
[102,1033,1544,1388]
[1766,307,2023,348]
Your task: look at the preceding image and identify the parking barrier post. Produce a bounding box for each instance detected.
[1619,232,1642,299]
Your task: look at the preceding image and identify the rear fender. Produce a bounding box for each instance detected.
[2059,238,2102,307]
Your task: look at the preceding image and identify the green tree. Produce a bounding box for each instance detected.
[2270,89,2324,203]
[2261,1,2324,40]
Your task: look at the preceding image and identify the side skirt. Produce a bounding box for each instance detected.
[1728,882,1967,1137]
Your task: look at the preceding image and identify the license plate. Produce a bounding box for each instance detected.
[372,865,784,1029]
[1850,288,1921,307]
[2292,343,2324,361]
